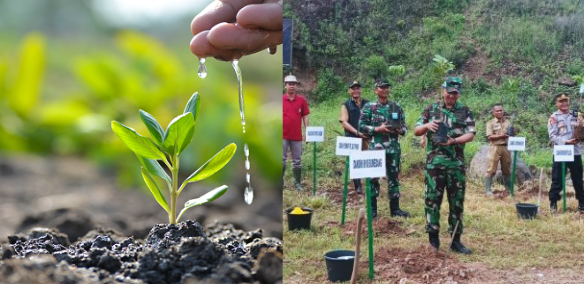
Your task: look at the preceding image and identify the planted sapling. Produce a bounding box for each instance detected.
[111,92,236,224]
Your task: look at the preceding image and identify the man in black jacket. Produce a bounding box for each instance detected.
[339,80,369,194]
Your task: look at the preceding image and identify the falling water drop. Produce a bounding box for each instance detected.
[246,173,250,183]
[231,59,245,133]
[198,58,207,78]
[244,186,254,204]
[245,159,250,170]
[244,143,249,157]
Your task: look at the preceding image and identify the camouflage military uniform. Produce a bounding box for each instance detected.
[415,101,476,235]
[359,100,407,198]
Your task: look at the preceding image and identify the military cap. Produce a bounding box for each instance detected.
[374,78,391,88]
[442,77,462,93]
[348,80,361,88]
[554,92,570,103]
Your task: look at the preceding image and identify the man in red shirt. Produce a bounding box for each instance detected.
[283,75,310,191]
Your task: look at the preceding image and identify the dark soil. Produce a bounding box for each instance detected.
[372,245,483,284]
[1,221,282,284]
[0,154,283,284]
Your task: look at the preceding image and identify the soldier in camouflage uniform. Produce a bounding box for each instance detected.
[414,77,475,254]
[359,78,410,219]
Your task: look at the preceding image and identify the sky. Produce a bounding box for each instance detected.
[92,0,214,27]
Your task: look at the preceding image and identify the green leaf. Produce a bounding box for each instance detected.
[139,110,165,146]
[162,113,194,156]
[136,155,171,188]
[141,168,169,213]
[184,185,228,209]
[111,121,166,160]
[184,92,200,122]
[9,33,45,118]
[176,185,228,223]
[182,143,237,186]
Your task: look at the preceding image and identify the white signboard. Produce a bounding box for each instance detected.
[554,145,575,162]
[507,137,526,151]
[306,126,324,142]
[335,136,362,156]
[349,150,386,179]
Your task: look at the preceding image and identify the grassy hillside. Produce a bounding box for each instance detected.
[284,0,584,170]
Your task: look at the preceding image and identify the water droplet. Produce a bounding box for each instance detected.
[198,58,207,78]
[246,173,250,184]
[244,143,249,157]
[231,59,245,133]
[267,47,273,53]
[244,186,254,205]
[245,160,250,170]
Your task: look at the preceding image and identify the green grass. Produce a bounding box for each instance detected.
[284,94,584,283]
[284,172,584,283]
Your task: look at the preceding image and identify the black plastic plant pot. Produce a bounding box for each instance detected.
[433,122,449,144]
[285,207,313,230]
[516,203,539,219]
[324,250,355,282]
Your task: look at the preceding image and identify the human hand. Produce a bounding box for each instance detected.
[425,121,439,132]
[437,137,456,146]
[566,138,578,145]
[190,0,283,61]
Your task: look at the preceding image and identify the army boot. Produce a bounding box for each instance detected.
[390,198,410,217]
[292,168,303,191]
[370,196,378,219]
[550,201,558,214]
[503,175,512,192]
[282,165,286,187]
[450,234,472,254]
[428,232,440,250]
[484,176,494,196]
[354,179,362,194]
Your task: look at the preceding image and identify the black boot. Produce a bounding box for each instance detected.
[354,179,362,194]
[550,201,558,214]
[282,165,286,187]
[390,198,410,218]
[428,232,440,250]
[450,234,472,254]
[370,196,378,219]
[292,168,303,191]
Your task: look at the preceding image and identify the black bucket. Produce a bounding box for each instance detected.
[324,250,355,282]
[516,203,539,219]
[285,207,313,230]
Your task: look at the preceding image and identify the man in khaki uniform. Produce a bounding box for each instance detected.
[485,103,512,196]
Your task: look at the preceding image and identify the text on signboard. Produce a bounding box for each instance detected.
[353,159,383,169]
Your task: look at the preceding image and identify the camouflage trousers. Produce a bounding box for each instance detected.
[371,152,401,199]
[423,167,466,235]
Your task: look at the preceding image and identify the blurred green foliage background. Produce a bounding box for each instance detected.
[0,0,282,190]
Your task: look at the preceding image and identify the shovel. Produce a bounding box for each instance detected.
[350,209,366,284]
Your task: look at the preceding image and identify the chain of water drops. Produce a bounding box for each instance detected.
[198,57,253,204]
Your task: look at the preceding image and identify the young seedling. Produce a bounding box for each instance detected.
[111,92,236,225]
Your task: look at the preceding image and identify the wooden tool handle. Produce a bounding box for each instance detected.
[350,209,366,284]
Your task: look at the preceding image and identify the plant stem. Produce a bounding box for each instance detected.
[169,154,179,225]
